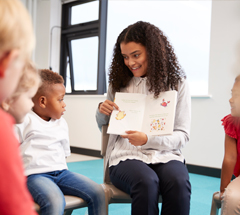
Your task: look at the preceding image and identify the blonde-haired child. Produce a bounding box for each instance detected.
[0,0,35,102]
[0,0,37,214]
[2,62,41,123]
[220,75,240,215]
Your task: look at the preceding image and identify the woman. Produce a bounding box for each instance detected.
[96,21,191,215]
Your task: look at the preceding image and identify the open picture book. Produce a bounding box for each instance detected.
[107,90,177,136]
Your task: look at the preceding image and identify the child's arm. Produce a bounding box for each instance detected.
[15,115,30,144]
[220,134,237,197]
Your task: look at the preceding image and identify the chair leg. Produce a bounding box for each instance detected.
[210,200,219,215]
[210,193,221,215]
[64,209,73,215]
[105,194,110,215]
[101,184,112,215]
[106,204,109,215]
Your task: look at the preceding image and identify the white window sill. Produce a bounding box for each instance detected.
[66,94,212,99]
[191,95,212,99]
[65,94,107,98]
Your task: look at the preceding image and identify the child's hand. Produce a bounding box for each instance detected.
[99,100,119,116]
[121,131,148,146]
[220,191,224,200]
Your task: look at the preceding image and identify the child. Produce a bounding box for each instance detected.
[2,62,41,123]
[96,21,191,215]
[16,69,106,215]
[220,75,240,215]
[0,0,37,214]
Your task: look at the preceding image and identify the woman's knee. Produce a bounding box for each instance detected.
[131,175,159,198]
[161,172,191,200]
[173,174,190,193]
[159,161,191,196]
[177,177,191,198]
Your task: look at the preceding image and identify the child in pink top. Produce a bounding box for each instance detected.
[220,75,240,215]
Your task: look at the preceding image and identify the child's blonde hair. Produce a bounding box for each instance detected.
[6,62,41,105]
[0,0,35,59]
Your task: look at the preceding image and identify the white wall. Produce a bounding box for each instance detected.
[63,95,105,150]
[35,0,51,68]
[182,0,240,169]
[34,0,240,168]
[34,0,61,71]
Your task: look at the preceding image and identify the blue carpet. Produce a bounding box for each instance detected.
[67,159,221,215]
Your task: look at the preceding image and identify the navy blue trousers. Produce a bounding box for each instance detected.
[109,159,191,215]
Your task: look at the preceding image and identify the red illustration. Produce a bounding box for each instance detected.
[160,99,170,107]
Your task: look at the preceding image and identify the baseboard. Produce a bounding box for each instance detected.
[70,147,103,158]
[186,164,221,178]
[70,147,222,178]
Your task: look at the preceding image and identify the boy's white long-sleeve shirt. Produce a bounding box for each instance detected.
[16,110,71,176]
[96,76,191,182]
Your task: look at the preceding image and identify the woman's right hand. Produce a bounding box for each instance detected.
[99,100,119,116]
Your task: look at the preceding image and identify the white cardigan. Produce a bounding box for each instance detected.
[96,77,191,183]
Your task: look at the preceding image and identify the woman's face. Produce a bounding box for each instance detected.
[120,42,148,77]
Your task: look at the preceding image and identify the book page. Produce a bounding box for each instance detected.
[107,92,146,135]
[142,90,177,136]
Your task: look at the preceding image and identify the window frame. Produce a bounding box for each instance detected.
[60,0,107,95]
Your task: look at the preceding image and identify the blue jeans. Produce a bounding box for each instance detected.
[27,170,106,215]
[109,159,191,215]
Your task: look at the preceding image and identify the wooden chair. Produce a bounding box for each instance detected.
[210,192,221,215]
[101,125,162,214]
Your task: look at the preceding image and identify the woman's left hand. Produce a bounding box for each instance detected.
[121,131,148,146]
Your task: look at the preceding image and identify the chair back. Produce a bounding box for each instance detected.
[101,125,111,184]
[101,125,109,157]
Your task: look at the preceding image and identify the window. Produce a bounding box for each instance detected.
[61,0,212,96]
[106,1,212,96]
[60,0,107,94]
[71,1,99,25]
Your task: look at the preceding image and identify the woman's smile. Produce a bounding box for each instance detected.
[120,42,148,77]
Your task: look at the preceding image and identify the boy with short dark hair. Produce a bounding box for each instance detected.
[16,69,106,215]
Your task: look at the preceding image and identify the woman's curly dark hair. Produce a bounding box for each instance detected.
[108,21,186,97]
